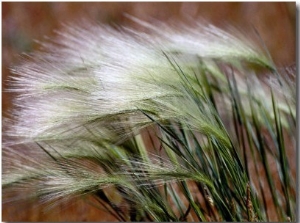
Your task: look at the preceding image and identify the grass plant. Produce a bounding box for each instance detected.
[2,19,296,221]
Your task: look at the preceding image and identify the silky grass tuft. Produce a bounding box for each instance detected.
[3,19,296,221]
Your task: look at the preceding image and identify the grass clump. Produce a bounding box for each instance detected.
[2,19,296,221]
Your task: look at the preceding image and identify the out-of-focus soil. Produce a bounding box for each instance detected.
[2,2,296,221]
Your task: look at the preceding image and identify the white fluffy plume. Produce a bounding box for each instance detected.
[5,20,278,144]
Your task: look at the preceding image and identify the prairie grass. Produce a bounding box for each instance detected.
[2,19,296,221]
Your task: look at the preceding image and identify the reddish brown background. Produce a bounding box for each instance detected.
[2,2,296,221]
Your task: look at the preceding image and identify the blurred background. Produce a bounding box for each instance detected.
[2,2,296,221]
